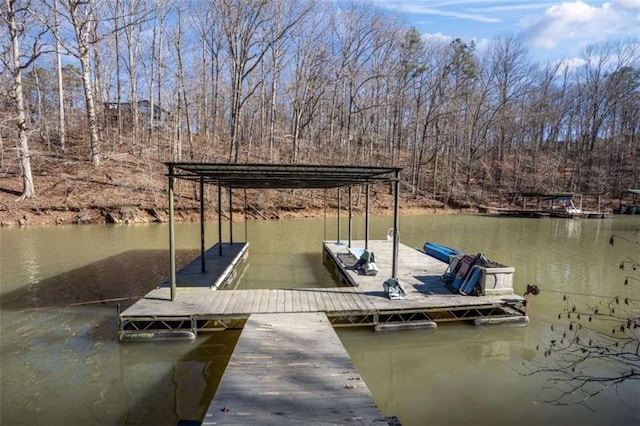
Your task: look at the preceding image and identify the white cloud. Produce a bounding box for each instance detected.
[615,0,640,9]
[373,1,638,61]
[522,1,640,50]
[422,32,492,55]
[472,37,493,54]
[422,32,454,45]
[554,56,588,70]
[374,0,502,23]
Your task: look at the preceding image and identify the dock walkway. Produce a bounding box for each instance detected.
[202,312,387,425]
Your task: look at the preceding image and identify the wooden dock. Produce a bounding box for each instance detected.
[161,242,249,289]
[119,239,528,425]
[201,312,388,425]
[119,240,527,340]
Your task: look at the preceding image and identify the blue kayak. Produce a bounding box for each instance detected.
[423,242,464,264]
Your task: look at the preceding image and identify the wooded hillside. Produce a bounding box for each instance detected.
[2,0,639,224]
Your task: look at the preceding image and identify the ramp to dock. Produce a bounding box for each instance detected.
[202,312,387,425]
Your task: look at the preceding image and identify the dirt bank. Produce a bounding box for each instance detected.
[1,153,463,227]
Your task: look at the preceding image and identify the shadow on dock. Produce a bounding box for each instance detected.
[411,275,456,295]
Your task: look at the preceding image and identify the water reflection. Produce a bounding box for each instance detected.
[0,225,225,425]
[1,217,638,425]
[338,325,528,424]
[563,218,582,239]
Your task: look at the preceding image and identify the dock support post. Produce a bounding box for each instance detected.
[200,177,205,273]
[169,167,176,301]
[323,189,327,241]
[579,193,583,212]
[348,186,352,248]
[218,185,223,256]
[244,189,248,241]
[391,170,400,279]
[229,187,233,245]
[365,185,370,250]
[337,188,341,244]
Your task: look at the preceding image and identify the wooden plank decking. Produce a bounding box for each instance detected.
[322,240,526,310]
[119,240,527,339]
[160,242,249,289]
[201,312,388,425]
[121,287,376,317]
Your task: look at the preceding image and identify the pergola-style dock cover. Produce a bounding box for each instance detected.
[166,163,402,300]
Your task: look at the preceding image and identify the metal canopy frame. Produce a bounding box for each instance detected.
[166,163,402,301]
[167,162,400,188]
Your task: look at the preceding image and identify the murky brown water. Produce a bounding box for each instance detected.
[1,215,638,425]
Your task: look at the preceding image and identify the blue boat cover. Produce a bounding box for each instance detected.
[423,242,463,264]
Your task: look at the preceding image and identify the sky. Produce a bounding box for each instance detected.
[373,0,640,62]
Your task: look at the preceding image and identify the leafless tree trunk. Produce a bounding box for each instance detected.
[113,0,123,142]
[148,1,170,158]
[193,0,223,155]
[217,0,270,162]
[173,6,193,161]
[5,0,37,199]
[53,0,66,150]
[123,0,142,146]
[65,0,101,165]
[287,10,330,163]
[90,18,105,142]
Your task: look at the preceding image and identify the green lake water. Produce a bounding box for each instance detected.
[1,215,638,425]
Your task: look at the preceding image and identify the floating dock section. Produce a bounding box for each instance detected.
[164,242,249,289]
[202,312,387,425]
[323,240,528,330]
[119,240,527,340]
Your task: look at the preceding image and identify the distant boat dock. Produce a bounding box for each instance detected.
[485,191,613,218]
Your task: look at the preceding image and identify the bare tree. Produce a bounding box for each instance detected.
[2,0,46,199]
[189,0,226,158]
[59,0,101,165]
[139,0,171,157]
[48,0,149,164]
[122,0,145,146]
[286,9,331,163]
[216,0,312,162]
[216,0,271,162]
[52,0,66,150]
[171,4,192,162]
[484,35,534,188]
[327,4,396,164]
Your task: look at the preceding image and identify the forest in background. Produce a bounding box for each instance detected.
[2,0,639,225]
